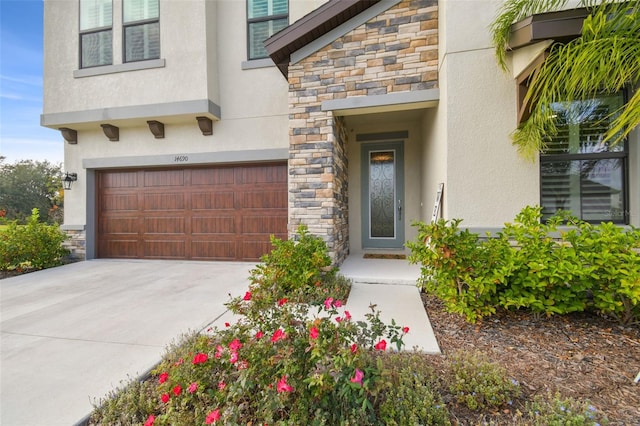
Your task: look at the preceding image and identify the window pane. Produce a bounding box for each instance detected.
[125,22,160,62]
[546,93,625,155]
[80,0,112,30]
[541,158,625,223]
[248,0,287,19]
[81,30,112,67]
[124,0,159,23]
[248,18,287,59]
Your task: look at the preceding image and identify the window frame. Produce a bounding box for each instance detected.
[539,90,630,224]
[122,0,160,63]
[79,0,113,69]
[246,0,288,61]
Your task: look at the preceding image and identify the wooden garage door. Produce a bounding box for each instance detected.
[97,163,288,261]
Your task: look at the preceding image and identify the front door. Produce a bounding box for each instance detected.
[361,142,405,249]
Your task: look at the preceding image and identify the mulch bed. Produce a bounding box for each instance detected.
[423,294,640,425]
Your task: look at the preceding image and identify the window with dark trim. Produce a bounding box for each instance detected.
[247,0,288,60]
[540,92,629,224]
[123,0,160,63]
[80,0,113,68]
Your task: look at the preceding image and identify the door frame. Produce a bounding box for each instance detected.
[360,141,405,249]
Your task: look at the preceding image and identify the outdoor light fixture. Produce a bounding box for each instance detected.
[59,127,77,144]
[196,116,213,136]
[62,172,78,190]
[100,124,119,141]
[147,120,165,139]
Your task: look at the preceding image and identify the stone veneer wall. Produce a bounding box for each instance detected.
[288,0,438,263]
[63,229,86,260]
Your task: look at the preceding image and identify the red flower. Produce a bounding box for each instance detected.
[334,299,343,308]
[144,415,155,426]
[243,291,252,301]
[344,310,352,320]
[256,330,264,339]
[277,298,288,306]
[230,351,239,364]
[224,322,230,327]
[161,393,170,403]
[205,408,221,424]
[158,372,168,384]
[324,297,334,310]
[335,317,342,323]
[271,328,286,343]
[172,384,182,396]
[218,380,226,391]
[192,352,208,364]
[350,368,364,385]
[402,326,410,334]
[374,339,387,351]
[228,338,242,351]
[188,382,198,393]
[309,326,319,340]
[350,343,358,354]
[277,376,293,393]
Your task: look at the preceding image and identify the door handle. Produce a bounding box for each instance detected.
[398,199,402,220]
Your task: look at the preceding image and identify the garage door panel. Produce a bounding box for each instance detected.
[191,241,236,260]
[191,168,235,186]
[191,192,234,210]
[100,218,138,234]
[144,240,186,258]
[144,217,185,234]
[192,216,235,234]
[144,193,185,211]
[97,163,287,261]
[101,194,138,211]
[144,169,185,187]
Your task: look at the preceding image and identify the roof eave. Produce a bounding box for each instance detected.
[508,7,589,50]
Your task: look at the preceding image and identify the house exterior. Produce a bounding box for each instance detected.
[42,0,639,264]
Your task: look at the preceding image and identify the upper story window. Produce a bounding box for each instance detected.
[80,0,113,68]
[123,0,160,63]
[540,92,629,224]
[247,0,288,60]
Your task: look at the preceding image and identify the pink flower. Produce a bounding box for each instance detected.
[243,291,252,301]
[192,352,208,364]
[158,372,168,384]
[344,310,352,320]
[144,415,155,426]
[172,384,182,396]
[350,368,364,385]
[215,345,224,358]
[230,351,239,364]
[350,343,358,354]
[271,328,286,343]
[161,393,170,403]
[228,338,242,351]
[334,299,343,308]
[335,317,342,323]
[402,326,410,334]
[218,380,226,391]
[277,376,293,393]
[324,297,334,310]
[256,330,264,339]
[174,358,183,366]
[309,326,319,340]
[238,360,248,370]
[374,339,387,351]
[188,382,198,393]
[205,408,220,424]
[277,298,288,306]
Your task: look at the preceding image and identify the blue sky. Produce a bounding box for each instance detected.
[1,0,63,165]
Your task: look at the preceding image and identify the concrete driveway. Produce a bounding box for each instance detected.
[0,259,254,426]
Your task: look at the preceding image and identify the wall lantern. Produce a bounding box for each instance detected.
[100,124,119,141]
[59,127,78,144]
[147,120,165,139]
[196,116,213,136]
[62,172,78,190]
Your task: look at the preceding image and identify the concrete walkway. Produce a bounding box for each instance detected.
[1,256,438,426]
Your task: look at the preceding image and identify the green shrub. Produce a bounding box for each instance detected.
[447,351,521,411]
[0,208,69,271]
[377,353,451,425]
[409,205,640,324]
[524,392,608,425]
